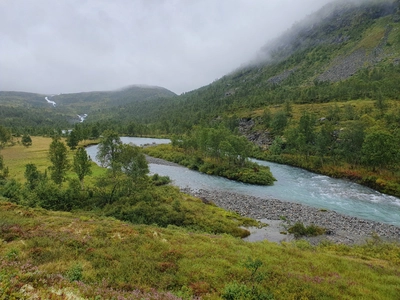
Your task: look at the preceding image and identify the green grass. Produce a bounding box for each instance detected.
[2,136,105,183]
[1,201,399,299]
[2,136,53,181]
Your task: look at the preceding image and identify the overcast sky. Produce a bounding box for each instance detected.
[0,0,335,95]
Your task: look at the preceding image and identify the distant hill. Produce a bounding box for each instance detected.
[0,85,176,130]
[54,85,176,108]
[0,91,49,107]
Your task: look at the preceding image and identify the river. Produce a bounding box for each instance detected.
[85,137,400,227]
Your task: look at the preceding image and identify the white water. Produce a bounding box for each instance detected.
[85,137,400,226]
[45,96,56,107]
[46,95,88,122]
[77,114,88,122]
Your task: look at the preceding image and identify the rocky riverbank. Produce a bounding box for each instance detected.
[145,155,400,245]
[145,155,181,167]
[181,188,400,245]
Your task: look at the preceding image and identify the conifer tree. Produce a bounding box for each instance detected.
[21,134,32,147]
[73,147,92,189]
[48,137,69,185]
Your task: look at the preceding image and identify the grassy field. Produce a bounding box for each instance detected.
[1,136,53,181]
[1,200,400,299]
[1,136,103,183]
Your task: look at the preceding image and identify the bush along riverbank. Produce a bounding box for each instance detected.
[144,144,276,185]
[244,107,400,198]
[143,126,276,185]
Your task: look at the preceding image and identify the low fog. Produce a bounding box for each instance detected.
[1,0,351,95]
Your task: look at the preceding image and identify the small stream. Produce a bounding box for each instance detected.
[86,137,400,227]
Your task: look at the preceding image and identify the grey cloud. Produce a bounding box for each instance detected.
[1,0,342,95]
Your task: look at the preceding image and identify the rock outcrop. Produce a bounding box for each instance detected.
[238,118,273,148]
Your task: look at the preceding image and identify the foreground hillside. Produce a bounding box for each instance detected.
[1,200,400,299]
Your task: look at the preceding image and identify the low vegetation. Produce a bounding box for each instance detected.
[287,222,326,239]
[1,201,400,299]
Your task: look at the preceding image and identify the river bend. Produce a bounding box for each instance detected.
[85,137,400,227]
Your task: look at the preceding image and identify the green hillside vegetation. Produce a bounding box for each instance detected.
[0,91,50,107]
[1,198,400,299]
[86,0,400,128]
[0,138,399,299]
[54,85,176,113]
[0,85,176,133]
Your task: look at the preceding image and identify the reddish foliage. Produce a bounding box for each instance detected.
[189,281,212,296]
[157,262,177,272]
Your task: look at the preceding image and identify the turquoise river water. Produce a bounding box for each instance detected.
[86,137,400,226]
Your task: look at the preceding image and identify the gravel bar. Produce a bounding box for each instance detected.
[146,155,400,245]
[181,188,400,245]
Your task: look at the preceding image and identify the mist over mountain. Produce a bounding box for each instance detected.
[251,0,398,64]
[1,0,399,132]
[0,0,336,95]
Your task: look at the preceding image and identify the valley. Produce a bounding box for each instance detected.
[1,0,400,299]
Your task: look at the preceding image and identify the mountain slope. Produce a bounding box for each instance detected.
[85,0,400,197]
[0,85,176,130]
[103,0,399,130]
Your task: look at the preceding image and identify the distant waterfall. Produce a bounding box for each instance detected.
[45,96,56,107]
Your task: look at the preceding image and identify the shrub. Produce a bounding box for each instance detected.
[66,263,83,282]
[1,179,23,203]
[151,174,171,186]
[288,222,326,238]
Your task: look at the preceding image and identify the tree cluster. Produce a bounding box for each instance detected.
[272,111,400,172]
[173,126,252,167]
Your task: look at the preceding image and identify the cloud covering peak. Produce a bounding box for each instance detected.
[0,0,334,94]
